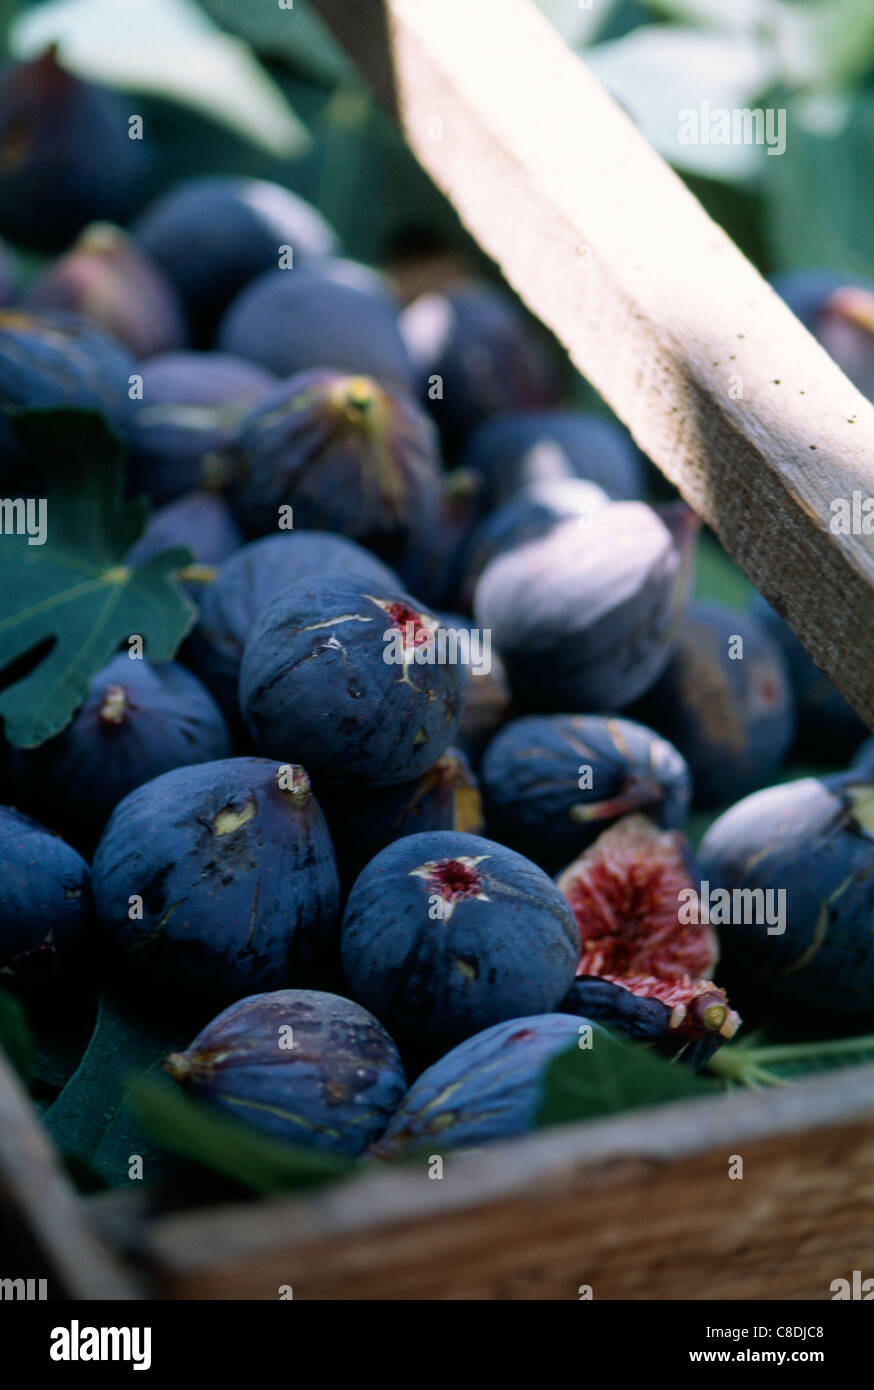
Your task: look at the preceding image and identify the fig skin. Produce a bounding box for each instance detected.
[373,1013,598,1157]
[23,222,188,359]
[218,266,414,387]
[226,369,442,565]
[10,656,231,854]
[92,758,341,1010]
[164,988,406,1157]
[561,976,738,1071]
[317,747,484,888]
[635,601,796,807]
[0,806,93,981]
[474,502,694,712]
[185,531,400,727]
[481,713,691,873]
[341,831,580,1065]
[699,772,874,1021]
[239,575,466,787]
[134,175,339,339]
[463,408,647,509]
[125,491,244,576]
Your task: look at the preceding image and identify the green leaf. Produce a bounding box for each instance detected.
[128,1074,356,1195]
[26,993,98,1092]
[536,1028,713,1129]
[693,530,755,610]
[0,987,34,1084]
[0,409,195,748]
[200,0,352,85]
[764,93,874,280]
[11,0,309,157]
[708,1031,874,1088]
[44,994,189,1163]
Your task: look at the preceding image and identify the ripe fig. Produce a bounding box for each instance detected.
[11,655,231,853]
[373,1013,597,1157]
[129,350,275,505]
[481,714,691,873]
[0,47,144,251]
[341,831,580,1063]
[473,501,695,711]
[185,531,399,726]
[226,369,442,564]
[400,281,562,445]
[635,601,796,807]
[134,176,339,339]
[125,491,244,579]
[217,266,414,387]
[561,976,738,1070]
[318,747,484,886]
[752,595,867,757]
[699,772,874,1020]
[92,758,341,1008]
[239,575,466,786]
[0,806,93,982]
[463,408,647,508]
[164,989,405,1156]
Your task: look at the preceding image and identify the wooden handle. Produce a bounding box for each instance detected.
[313,0,874,728]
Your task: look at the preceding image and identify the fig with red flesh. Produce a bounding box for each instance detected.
[556,815,740,1063]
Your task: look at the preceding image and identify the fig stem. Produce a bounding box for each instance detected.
[706,1032,874,1087]
[176,564,217,584]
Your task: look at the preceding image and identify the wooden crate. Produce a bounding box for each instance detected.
[3,0,874,1299]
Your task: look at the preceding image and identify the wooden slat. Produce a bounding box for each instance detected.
[0,1053,145,1300]
[313,0,874,728]
[139,1063,874,1299]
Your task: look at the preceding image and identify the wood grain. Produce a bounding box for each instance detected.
[139,1064,874,1300]
[0,1052,144,1299]
[313,0,874,728]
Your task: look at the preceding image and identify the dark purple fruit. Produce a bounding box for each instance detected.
[0,48,144,251]
[217,266,414,387]
[373,1013,594,1157]
[636,601,796,807]
[129,351,274,504]
[341,831,579,1061]
[473,502,694,711]
[185,531,399,726]
[752,595,867,757]
[11,655,231,853]
[561,976,738,1070]
[23,223,188,358]
[226,370,442,563]
[457,646,513,766]
[125,491,244,578]
[92,758,341,1008]
[481,714,691,873]
[164,988,405,1157]
[0,309,134,461]
[318,747,484,886]
[239,576,466,786]
[0,806,92,981]
[400,281,562,446]
[463,409,647,508]
[699,772,874,1019]
[134,176,339,338]
[772,269,874,402]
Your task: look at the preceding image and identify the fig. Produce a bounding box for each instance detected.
[699,772,874,1020]
[11,655,231,853]
[226,369,443,564]
[125,491,244,579]
[239,575,466,786]
[217,266,414,387]
[473,501,695,711]
[0,47,144,251]
[341,830,579,1063]
[164,989,405,1156]
[561,976,738,1070]
[129,350,275,505]
[0,806,93,982]
[463,408,647,508]
[635,601,796,807]
[92,758,341,1008]
[400,281,562,445]
[185,531,400,726]
[23,223,188,358]
[373,1013,597,1157]
[481,714,691,873]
